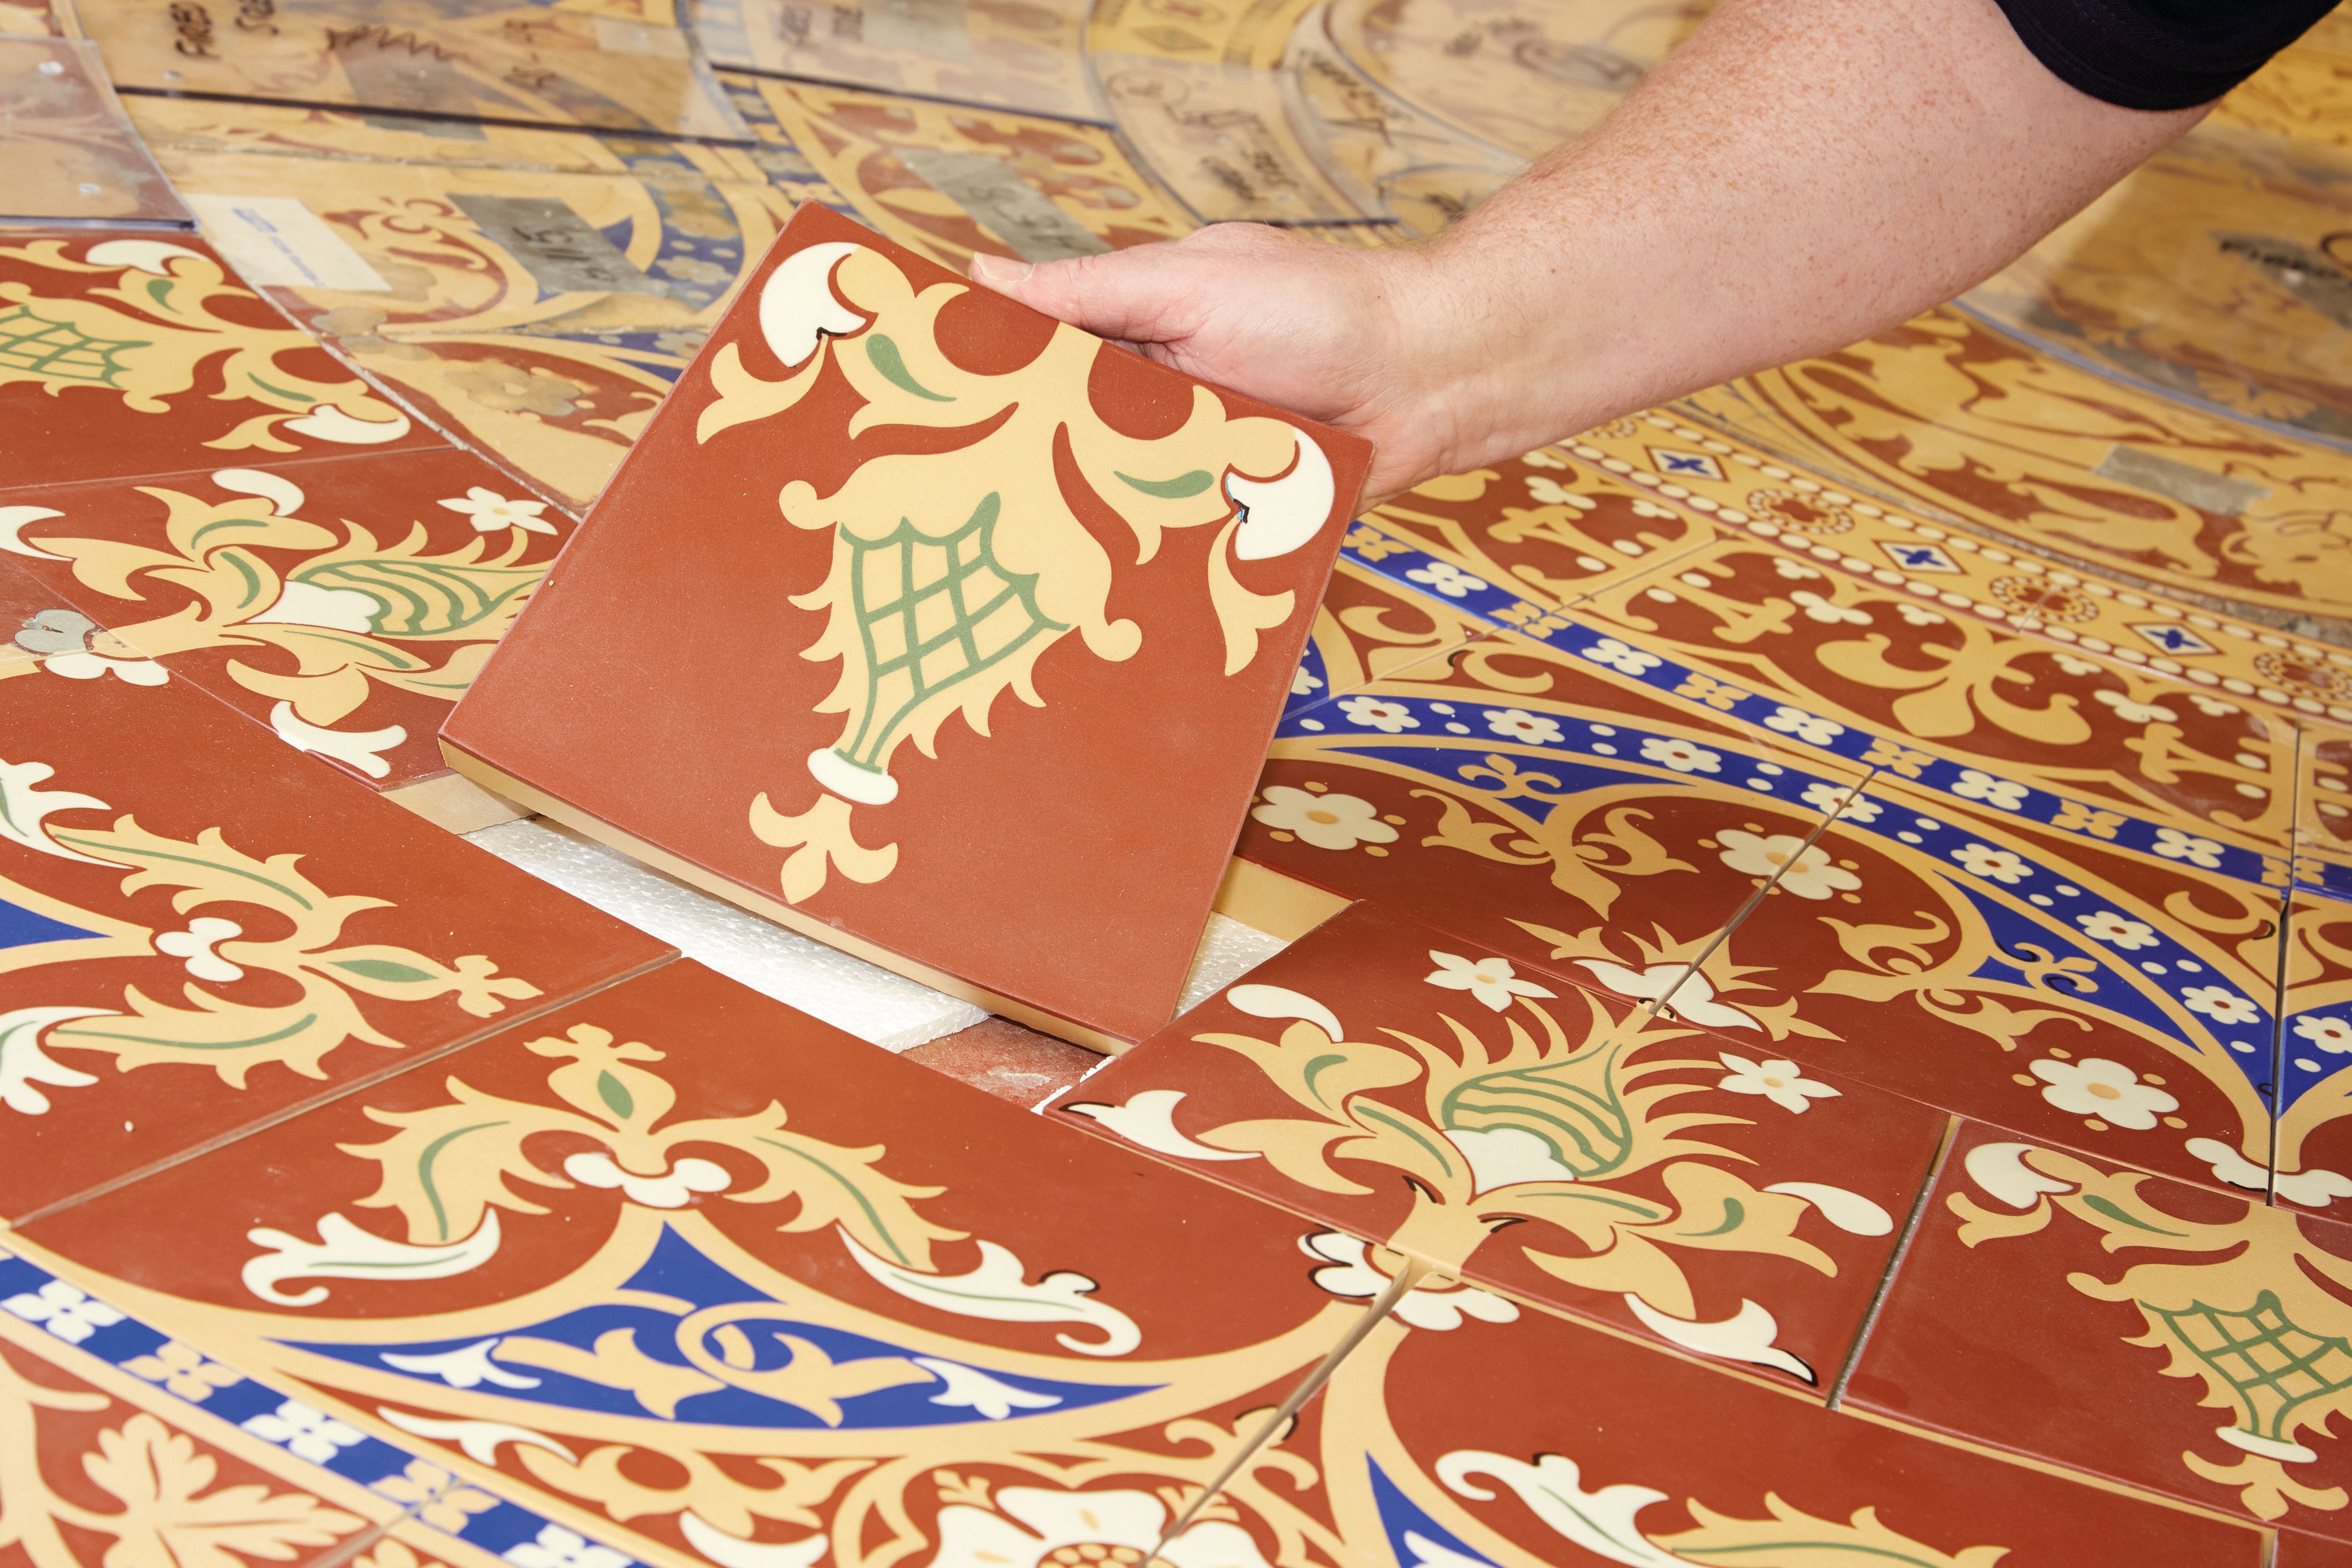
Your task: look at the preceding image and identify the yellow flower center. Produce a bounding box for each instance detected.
[1048,1548,1143,1566]
[2088,1082,2122,1101]
[1762,1075,1785,1089]
[1305,809,1340,824]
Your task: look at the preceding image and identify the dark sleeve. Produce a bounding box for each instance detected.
[1989,0,2340,110]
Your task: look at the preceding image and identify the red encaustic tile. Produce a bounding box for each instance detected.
[0,1309,403,1568]
[1618,761,2291,1201]
[901,1014,1106,1108]
[1235,616,1872,1018]
[12,958,1399,1568]
[442,202,1372,1048]
[2,449,575,790]
[1053,899,1948,1398]
[1847,1119,2352,1541]
[2277,888,2352,1214]
[1172,1285,2262,1567]
[0,651,671,1221]
[0,229,444,492]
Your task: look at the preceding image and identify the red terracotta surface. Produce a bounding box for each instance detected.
[445,202,1372,1044]
[16,958,1392,1568]
[903,1014,1105,1107]
[3,450,575,790]
[1846,1119,2352,1539]
[0,663,670,1221]
[0,230,445,491]
[1055,898,1946,1394]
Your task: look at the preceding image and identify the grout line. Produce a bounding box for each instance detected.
[307,1519,400,1568]
[9,951,681,1229]
[2268,883,2296,1208]
[1147,1256,1416,1564]
[1827,1112,1961,1412]
[111,83,792,149]
[1638,769,1879,1025]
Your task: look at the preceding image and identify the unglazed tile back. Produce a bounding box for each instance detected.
[445,203,1371,1044]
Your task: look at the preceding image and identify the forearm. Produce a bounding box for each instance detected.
[1413,0,2207,468]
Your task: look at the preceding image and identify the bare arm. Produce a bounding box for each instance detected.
[971,0,2206,502]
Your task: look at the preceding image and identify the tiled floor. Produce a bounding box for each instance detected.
[7,2,2352,1564]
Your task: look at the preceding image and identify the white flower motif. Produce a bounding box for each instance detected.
[2189,693,2242,717]
[1896,604,1945,626]
[504,1527,629,1568]
[1763,705,1844,745]
[1579,637,1662,676]
[1640,736,1720,774]
[1715,829,1860,899]
[1425,951,1555,1014]
[1250,787,1397,851]
[1715,1053,1839,1113]
[1520,447,1571,469]
[2092,688,2178,725]
[2296,1016,2352,1055]
[1951,769,2028,811]
[1290,666,1323,696]
[562,1151,730,1208]
[41,651,169,685]
[1950,842,2031,884]
[928,1486,1273,1568]
[2152,827,2224,868]
[3,1280,124,1343]
[1404,560,1487,598]
[1574,960,1757,1030]
[2052,653,2101,676]
[1772,558,1820,580]
[1800,781,1879,821]
[2028,1057,2176,1129]
[1301,1233,1519,1330]
[2076,911,2158,950]
[242,1398,366,1464]
[1338,695,1419,734]
[1485,708,1563,744]
[154,917,243,983]
[2181,986,2261,1027]
[123,1341,243,1401]
[437,485,555,535]
[248,580,381,633]
[1525,475,1593,508]
[1789,589,1870,625]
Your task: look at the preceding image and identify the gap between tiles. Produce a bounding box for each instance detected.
[2270,885,2297,1207]
[1826,1112,1964,1411]
[4,949,682,1230]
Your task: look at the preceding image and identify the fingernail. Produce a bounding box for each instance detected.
[970,253,1035,287]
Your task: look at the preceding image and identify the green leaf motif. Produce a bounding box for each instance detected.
[864,336,953,402]
[1116,469,1214,499]
[596,1070,635,1122]
[333,958,436,984]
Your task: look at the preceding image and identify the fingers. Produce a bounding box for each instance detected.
[968,245,1195,344]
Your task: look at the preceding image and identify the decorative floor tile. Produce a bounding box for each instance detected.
[1845,1119,2352,1541]
[1352,448,1730,614]
[1247,1293,2266,1567]
[1236,607,1872,1014]
[1559,410,2352,728]
[0,36,192,229]
[2299,720,2352,899]
[443,202,1370,1047]
[2275,890,2352,1211]
[0,664,671,1221]
[719,74,1196,272]
[0,1297,405,1568]
[76,0,749,141]
[2214,12,2352,147]
[901,1014,1104,1107]
[2280,1531,2352,1568]
[0,229,444,492]
[1283,557,1494,721]
[1056,898,1948,1395]
[1659,767,2283,1199]
[1567,531,2304,860]
[2,449,574,790]
[690,0,1107,125]
[13,958,1395,1568]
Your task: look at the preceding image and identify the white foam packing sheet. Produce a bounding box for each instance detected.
[467,816,1290,1051]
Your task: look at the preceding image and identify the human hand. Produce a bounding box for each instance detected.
[969,224,1473,507]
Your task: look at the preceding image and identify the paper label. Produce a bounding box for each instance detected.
[183,194,389,291]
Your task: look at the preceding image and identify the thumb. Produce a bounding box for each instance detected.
[969,246,1191,345]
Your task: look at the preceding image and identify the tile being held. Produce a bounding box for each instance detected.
[11,958,1403,1568]
[1846,1120,2352,1541]
[0,664,670,1222]
[1054,899,1949,1396]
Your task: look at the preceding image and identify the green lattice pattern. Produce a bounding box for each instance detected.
[0,304,147,387]
[2152,1289,2352,1443]
[831,493,1064,775]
